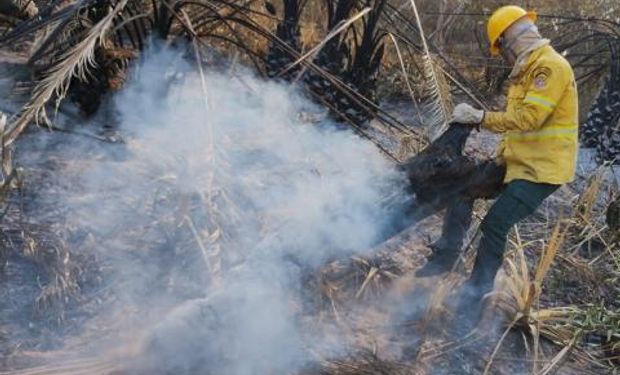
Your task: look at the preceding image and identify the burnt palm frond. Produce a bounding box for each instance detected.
[26,15,85,66]
[177,1,267,72]
[327,0,387,125]
[324,0,359,30]
[302,0,385,126]
[7,0,165,120]
[151,0,175,38]
[304,0,356,86]
[0,0,95,46]
[0,0,38,19]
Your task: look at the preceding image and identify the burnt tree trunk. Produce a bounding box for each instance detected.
[401,124,505,220]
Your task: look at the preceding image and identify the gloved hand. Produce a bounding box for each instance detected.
[452,103,484,125]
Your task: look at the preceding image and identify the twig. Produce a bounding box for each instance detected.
[185,215,213,277]
[355,266,379,299]
[180,9,215,198]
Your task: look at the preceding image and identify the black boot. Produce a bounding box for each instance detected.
[415,199,473,278]
[415,243,460,277]
[452,280,488,331]
[452,251,501,331]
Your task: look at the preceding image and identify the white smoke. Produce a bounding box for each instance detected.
[22,47,412,374]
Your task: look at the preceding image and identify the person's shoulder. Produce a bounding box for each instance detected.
[536,46,572,73]
[530,46,572,82]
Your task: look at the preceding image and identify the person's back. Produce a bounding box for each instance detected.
[485,43,579,184]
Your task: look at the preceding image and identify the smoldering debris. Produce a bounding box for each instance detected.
[2,47,414,373]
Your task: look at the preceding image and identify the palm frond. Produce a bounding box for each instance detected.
[3,0,131,145]
[407,0,452,138]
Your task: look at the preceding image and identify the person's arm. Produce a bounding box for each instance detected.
[483,62,569,133]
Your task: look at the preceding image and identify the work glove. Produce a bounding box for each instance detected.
[452,103,484,125]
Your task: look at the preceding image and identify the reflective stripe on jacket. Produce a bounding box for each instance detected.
[483,45,579,185]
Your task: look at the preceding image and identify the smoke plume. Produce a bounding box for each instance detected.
[18,47,412,374]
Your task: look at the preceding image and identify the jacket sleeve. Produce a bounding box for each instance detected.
[483,61,569,133]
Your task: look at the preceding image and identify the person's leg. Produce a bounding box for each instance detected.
[415,198,474,277]
[436,199,475,251]
[457,180,559,318]
[415,160,505,277]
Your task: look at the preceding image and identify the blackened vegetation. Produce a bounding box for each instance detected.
[64,0,145,116]
[581,38,620,163]
[0,0,38,20]
[607,194,620,231]
[264,0,303,80]
[541,17,620,164]
[318,0,386,126]
[266,0,388,127]
[4,0,147,116]
[0,0,415,145]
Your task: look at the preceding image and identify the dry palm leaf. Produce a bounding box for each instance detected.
[407,0,452,139]
[3,0,130,146]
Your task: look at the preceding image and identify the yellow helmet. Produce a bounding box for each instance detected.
[487,6,537,56]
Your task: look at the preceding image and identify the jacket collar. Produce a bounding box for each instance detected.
[509,41,551,80]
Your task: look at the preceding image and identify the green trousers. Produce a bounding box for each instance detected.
[468,179,559,296]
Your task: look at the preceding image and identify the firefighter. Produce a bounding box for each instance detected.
[416,6,579,319]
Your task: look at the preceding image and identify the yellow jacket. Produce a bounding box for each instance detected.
[483,45,579,185]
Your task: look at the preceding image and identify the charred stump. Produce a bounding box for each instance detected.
[401,124,505,219]
[374,124,504,245]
